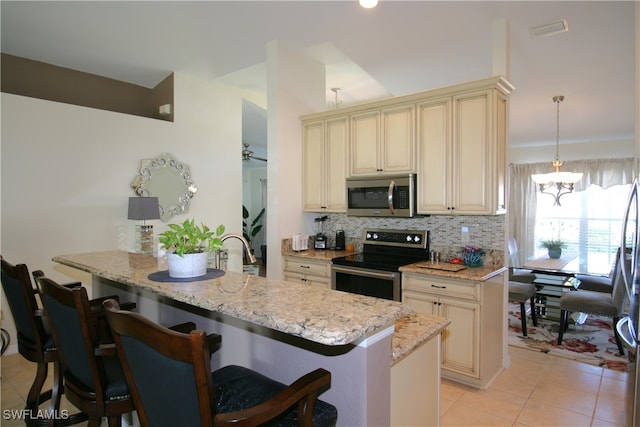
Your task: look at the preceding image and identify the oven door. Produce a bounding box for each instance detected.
[331,264,400,301]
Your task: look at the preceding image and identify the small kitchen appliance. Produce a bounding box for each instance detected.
[292,234,308,252]
[313,216,328,250]
[335,230,345,250]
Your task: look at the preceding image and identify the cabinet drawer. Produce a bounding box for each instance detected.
[283,257,331,277]
[283,271,331,289]
[403,273,480,301]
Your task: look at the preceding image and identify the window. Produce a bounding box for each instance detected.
[534,184,631,275]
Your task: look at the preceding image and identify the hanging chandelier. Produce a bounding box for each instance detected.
[531,95,583,206]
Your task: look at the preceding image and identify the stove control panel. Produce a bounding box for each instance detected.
[363,229,428,249]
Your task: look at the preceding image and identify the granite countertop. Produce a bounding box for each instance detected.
[281,239,352,261]
[399,262,507,281]
[52,251,412,347]
[391,313,450,366]
[281,248,350,261]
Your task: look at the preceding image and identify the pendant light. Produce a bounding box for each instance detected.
[531,96,583,206]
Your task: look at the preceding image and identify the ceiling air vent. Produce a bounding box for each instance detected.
[530,19,569,38]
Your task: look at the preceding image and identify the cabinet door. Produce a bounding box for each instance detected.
[439,298,480,378]
[453,91,491,213]
[417,98,451,213]
[402,290,439,315]
[403,282,480,379]
[381,104,415,173]
[303,120,325,211]
[494,92,507,214]
[350,111,380,175]
[324,117,348,212]
[306,275,331,290]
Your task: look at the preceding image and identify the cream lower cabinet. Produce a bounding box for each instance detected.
[402,271,505,388]
[302,116,348,213]
[282,256,331,289]
[417,83,509,215]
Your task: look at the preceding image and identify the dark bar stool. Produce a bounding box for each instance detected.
[103,299,338,427]
[0,256,88,426]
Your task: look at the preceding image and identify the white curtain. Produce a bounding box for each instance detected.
[509,157,637,265]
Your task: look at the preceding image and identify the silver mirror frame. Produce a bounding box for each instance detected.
[131,153,197,222]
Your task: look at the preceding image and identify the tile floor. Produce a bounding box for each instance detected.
[1,346,633,426]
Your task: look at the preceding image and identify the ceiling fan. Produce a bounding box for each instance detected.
[242,143,267,162]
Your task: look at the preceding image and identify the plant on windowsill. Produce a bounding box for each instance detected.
[538,239,567,260]
[158,218,225,278]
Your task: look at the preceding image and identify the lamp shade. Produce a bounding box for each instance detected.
[128,197,160,220]
[531,171,584,185]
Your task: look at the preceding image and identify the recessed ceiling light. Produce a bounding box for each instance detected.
[359,0,378,9]
[530,19,569,38]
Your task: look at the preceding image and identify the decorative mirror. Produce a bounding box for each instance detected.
[131,153,197,222]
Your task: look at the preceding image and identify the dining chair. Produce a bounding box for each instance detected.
[508,280,538,337]
[103,299,338,427]
[575,249,622,294]
[36,276,136,427]
[0,256,88,426]
[557,249,627,355]
[507,238,538,336]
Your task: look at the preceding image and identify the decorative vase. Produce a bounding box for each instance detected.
[167,252,209,278]
[462,246,484,267]
[547,248,562,259]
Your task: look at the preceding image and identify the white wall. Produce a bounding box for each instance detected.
[265,41,325,278]
[0,72,255,352]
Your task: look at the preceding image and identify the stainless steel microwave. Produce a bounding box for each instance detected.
[346,174,416,217]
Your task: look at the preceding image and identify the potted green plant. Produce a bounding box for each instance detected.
[539,239,567,259]
[242,206,265,263]
[158,218,225,278]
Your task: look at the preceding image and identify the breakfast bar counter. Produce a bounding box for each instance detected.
[53,250,447,426]
[53,250,410,346]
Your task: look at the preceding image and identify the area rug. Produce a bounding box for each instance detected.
[508,303,629,371]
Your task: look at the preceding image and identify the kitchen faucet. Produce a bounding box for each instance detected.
[214,233,257,269]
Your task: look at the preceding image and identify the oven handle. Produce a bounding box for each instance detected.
[331,265,398,280]
[388,180,395,215]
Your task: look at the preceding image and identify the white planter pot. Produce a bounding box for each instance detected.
[167,252,209,278]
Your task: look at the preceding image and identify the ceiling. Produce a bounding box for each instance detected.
[1,1,636,154]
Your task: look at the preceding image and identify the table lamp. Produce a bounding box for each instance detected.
[128,197,160,255]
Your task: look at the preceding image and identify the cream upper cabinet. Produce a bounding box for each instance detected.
[350,104,415,176]
[301,76,513,216]
[415,97,451,213]
[303,116,348,212]
[417,87,508,215]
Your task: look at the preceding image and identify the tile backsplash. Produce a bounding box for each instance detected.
[305,213,505,267]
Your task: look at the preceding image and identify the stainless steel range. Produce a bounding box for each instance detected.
[331,228,430,301]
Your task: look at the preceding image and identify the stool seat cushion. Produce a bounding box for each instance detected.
[508,282,536,302]
[214,365,338,426]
